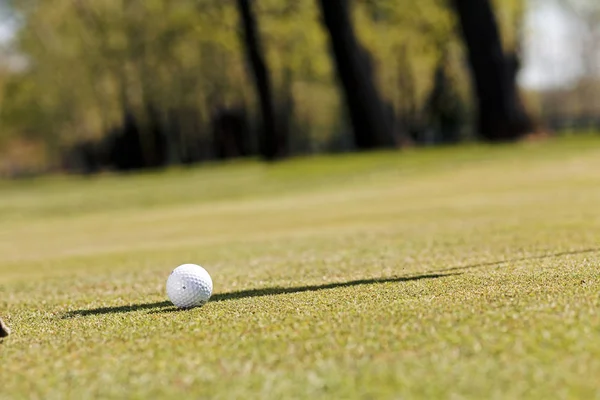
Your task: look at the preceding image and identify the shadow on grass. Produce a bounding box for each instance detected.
[63,272,457,318]
[64,301,173,317]
[63,247,600,318]
[434,247,600,274]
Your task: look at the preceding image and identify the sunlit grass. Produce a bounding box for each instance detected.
[2,134,600,399]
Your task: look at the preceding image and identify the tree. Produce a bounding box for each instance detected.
[236,0,283,160]
[316,0,394,149]
[451,0,533,141]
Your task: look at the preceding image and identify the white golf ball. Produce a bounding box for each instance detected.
[166,264,213,309]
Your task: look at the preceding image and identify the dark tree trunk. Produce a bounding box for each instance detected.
[451,0,532,142]
[317,0,394,149]
[110,108,145,171]
[423,53,465,145]
[143,101,168,168]
[236,0,282,161]
[211,105,249,160]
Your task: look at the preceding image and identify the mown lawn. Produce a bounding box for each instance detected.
[1,134,600,399]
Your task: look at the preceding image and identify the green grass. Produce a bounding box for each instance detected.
[2,134,600,399]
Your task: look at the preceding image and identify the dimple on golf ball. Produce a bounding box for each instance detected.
[166,264,213,309]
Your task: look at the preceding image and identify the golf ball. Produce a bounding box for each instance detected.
[166,264,213,309]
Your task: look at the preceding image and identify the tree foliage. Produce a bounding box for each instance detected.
[0,0,529,173]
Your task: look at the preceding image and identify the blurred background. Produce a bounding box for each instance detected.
[0,0,598,177]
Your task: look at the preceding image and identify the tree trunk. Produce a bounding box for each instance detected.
[236,0,282,161]
[451,0,532,141]
[316,0,394,149]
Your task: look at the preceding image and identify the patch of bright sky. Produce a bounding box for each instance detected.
[519,0,585,89]
[0,7,17,46]
[0,26,13,44]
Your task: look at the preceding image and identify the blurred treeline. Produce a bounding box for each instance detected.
[0,0,591,176]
